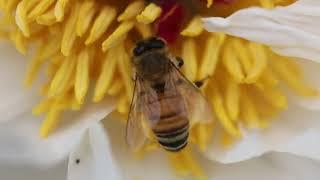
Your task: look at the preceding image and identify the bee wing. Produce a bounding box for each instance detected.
[166,63,214,126]
[126,77,147,151]
[126,76,160,151]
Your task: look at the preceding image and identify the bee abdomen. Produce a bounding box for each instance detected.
[154,122,189,152]
[149,92,189,151]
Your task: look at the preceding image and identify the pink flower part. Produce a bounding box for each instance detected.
[154,0,186,44]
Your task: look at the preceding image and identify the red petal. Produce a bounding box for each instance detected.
[154,0,185,44]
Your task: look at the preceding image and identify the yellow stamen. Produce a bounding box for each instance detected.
[168,152,189,176]
[36,9,56,26]
[45,63,59,79]
[85,6,117,45]
[24,35,61,86]
[55,0,70,22]
[245,43,267,83]
[247,86,276,118]
[181,16,204,37]
[93,50,116,102]
[257,69,279,89]
[15,1,30,37]
[208,82,241,138]
[116,43,134,100]
[193,123,214,152]
[39,93,80,138]
[134,142,159,159]
[222,42,245,83]
[118,1,145,22]
[10,30,27,55]
[221,132,234,147]
[61,3,80,56]
[259,0,274,8]
[16,0,39,37]
[182,38,198,81]
[28,0,56,20]
[70,95,82,111]
[107,79,123,96]
[32,99,54,115]
[198,33,225,81]
[116,95,129,114]
[270,54,318,96]
[207,0,213,8]
[48,55,76,97]
[225,79,240,121]
[0,30,8,38]
[232,39,252,75]
[240,88,261,128]
[168,148,206,178]
[255,85,288,109]
[4,0,20,15]
[75,48,90,104]
[135,23,152,38]
[102,21,135,51]
[40,106,62,138]
[76,1,97,37]
[136,3,162,24]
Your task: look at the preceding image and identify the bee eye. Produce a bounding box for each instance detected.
[133,44,145,56]
[149,39,165,49]
[134,38,166,56]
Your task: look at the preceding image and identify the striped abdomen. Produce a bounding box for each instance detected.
[148,93,189,152]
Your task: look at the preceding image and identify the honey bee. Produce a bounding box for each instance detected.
[126,37,213,152]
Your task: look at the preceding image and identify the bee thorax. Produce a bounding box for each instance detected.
[135,52,170,81]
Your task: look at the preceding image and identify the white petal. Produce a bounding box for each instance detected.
[202,0,320,163]
[298,98,320,110]
[68,122,121,180]
[104,114,176,179]
[207,152,320,180]
[0,160,68,180]
[1,152,320,180]
[89,115,320,180]
[0,35,117,179]
[0,38,115,166]
[205,100,320,163]
[0,42,39,123]
[292,59,320,110]
[0,99,114,166]
[202,0,320,63]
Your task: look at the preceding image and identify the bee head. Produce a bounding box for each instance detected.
[133,36,166,57]
[132,37,170,81]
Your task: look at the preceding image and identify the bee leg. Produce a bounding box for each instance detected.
[175,56,184,68]
[194,76,211,88]
[194,81,204,88]
[131,72,137,81]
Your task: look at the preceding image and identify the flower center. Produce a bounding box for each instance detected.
[0,0,314,178]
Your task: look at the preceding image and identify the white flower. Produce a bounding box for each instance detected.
[203,0,320,63]
[1,40,320,178]
[1,0,320,179]
[202,0,320,163]
[0,41,114,167]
